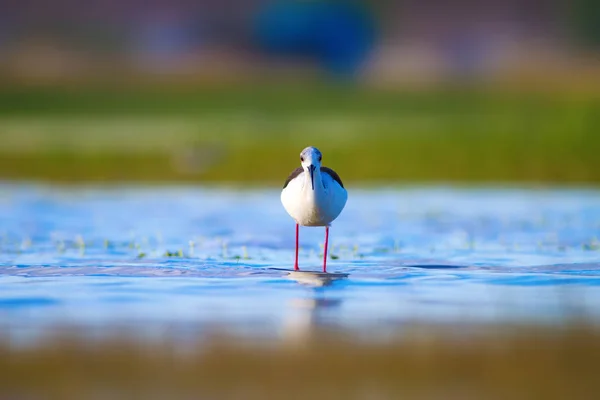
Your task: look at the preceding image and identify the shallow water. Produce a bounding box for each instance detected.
[1,183,600,343]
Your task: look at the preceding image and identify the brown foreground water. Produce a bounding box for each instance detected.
[1,323,599,400]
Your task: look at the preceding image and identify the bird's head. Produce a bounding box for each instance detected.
[300,146,322,190]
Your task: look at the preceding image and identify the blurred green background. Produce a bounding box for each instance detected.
[0,0,599,185]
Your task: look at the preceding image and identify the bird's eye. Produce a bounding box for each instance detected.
[318,156,322,162]
[300,156,304,162]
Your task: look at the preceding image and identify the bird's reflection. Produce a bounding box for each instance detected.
[282,283,345,346]
[286,270,348,287]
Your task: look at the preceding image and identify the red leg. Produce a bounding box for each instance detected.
[323,226,330,273]
[294,223,299,271]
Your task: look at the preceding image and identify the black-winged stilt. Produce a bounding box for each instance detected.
[281,146,347,273]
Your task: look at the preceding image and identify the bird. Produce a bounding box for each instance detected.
[281,146,347,273]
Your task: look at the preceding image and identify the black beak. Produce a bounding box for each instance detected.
[308,165,316,190]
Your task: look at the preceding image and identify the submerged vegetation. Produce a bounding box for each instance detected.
[2,229,599,265]
[1,323,600,399]
[0,84,598,184]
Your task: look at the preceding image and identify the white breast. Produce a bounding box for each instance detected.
[281,171,347,227]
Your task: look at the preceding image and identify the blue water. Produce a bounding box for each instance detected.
[1,184,600,343]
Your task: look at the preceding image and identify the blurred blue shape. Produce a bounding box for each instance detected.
[255,0,378,78]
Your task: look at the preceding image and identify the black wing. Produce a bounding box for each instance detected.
[282,167,304,188]
[321,167,344,188]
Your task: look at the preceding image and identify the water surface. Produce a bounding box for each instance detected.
[1,184,599,343]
